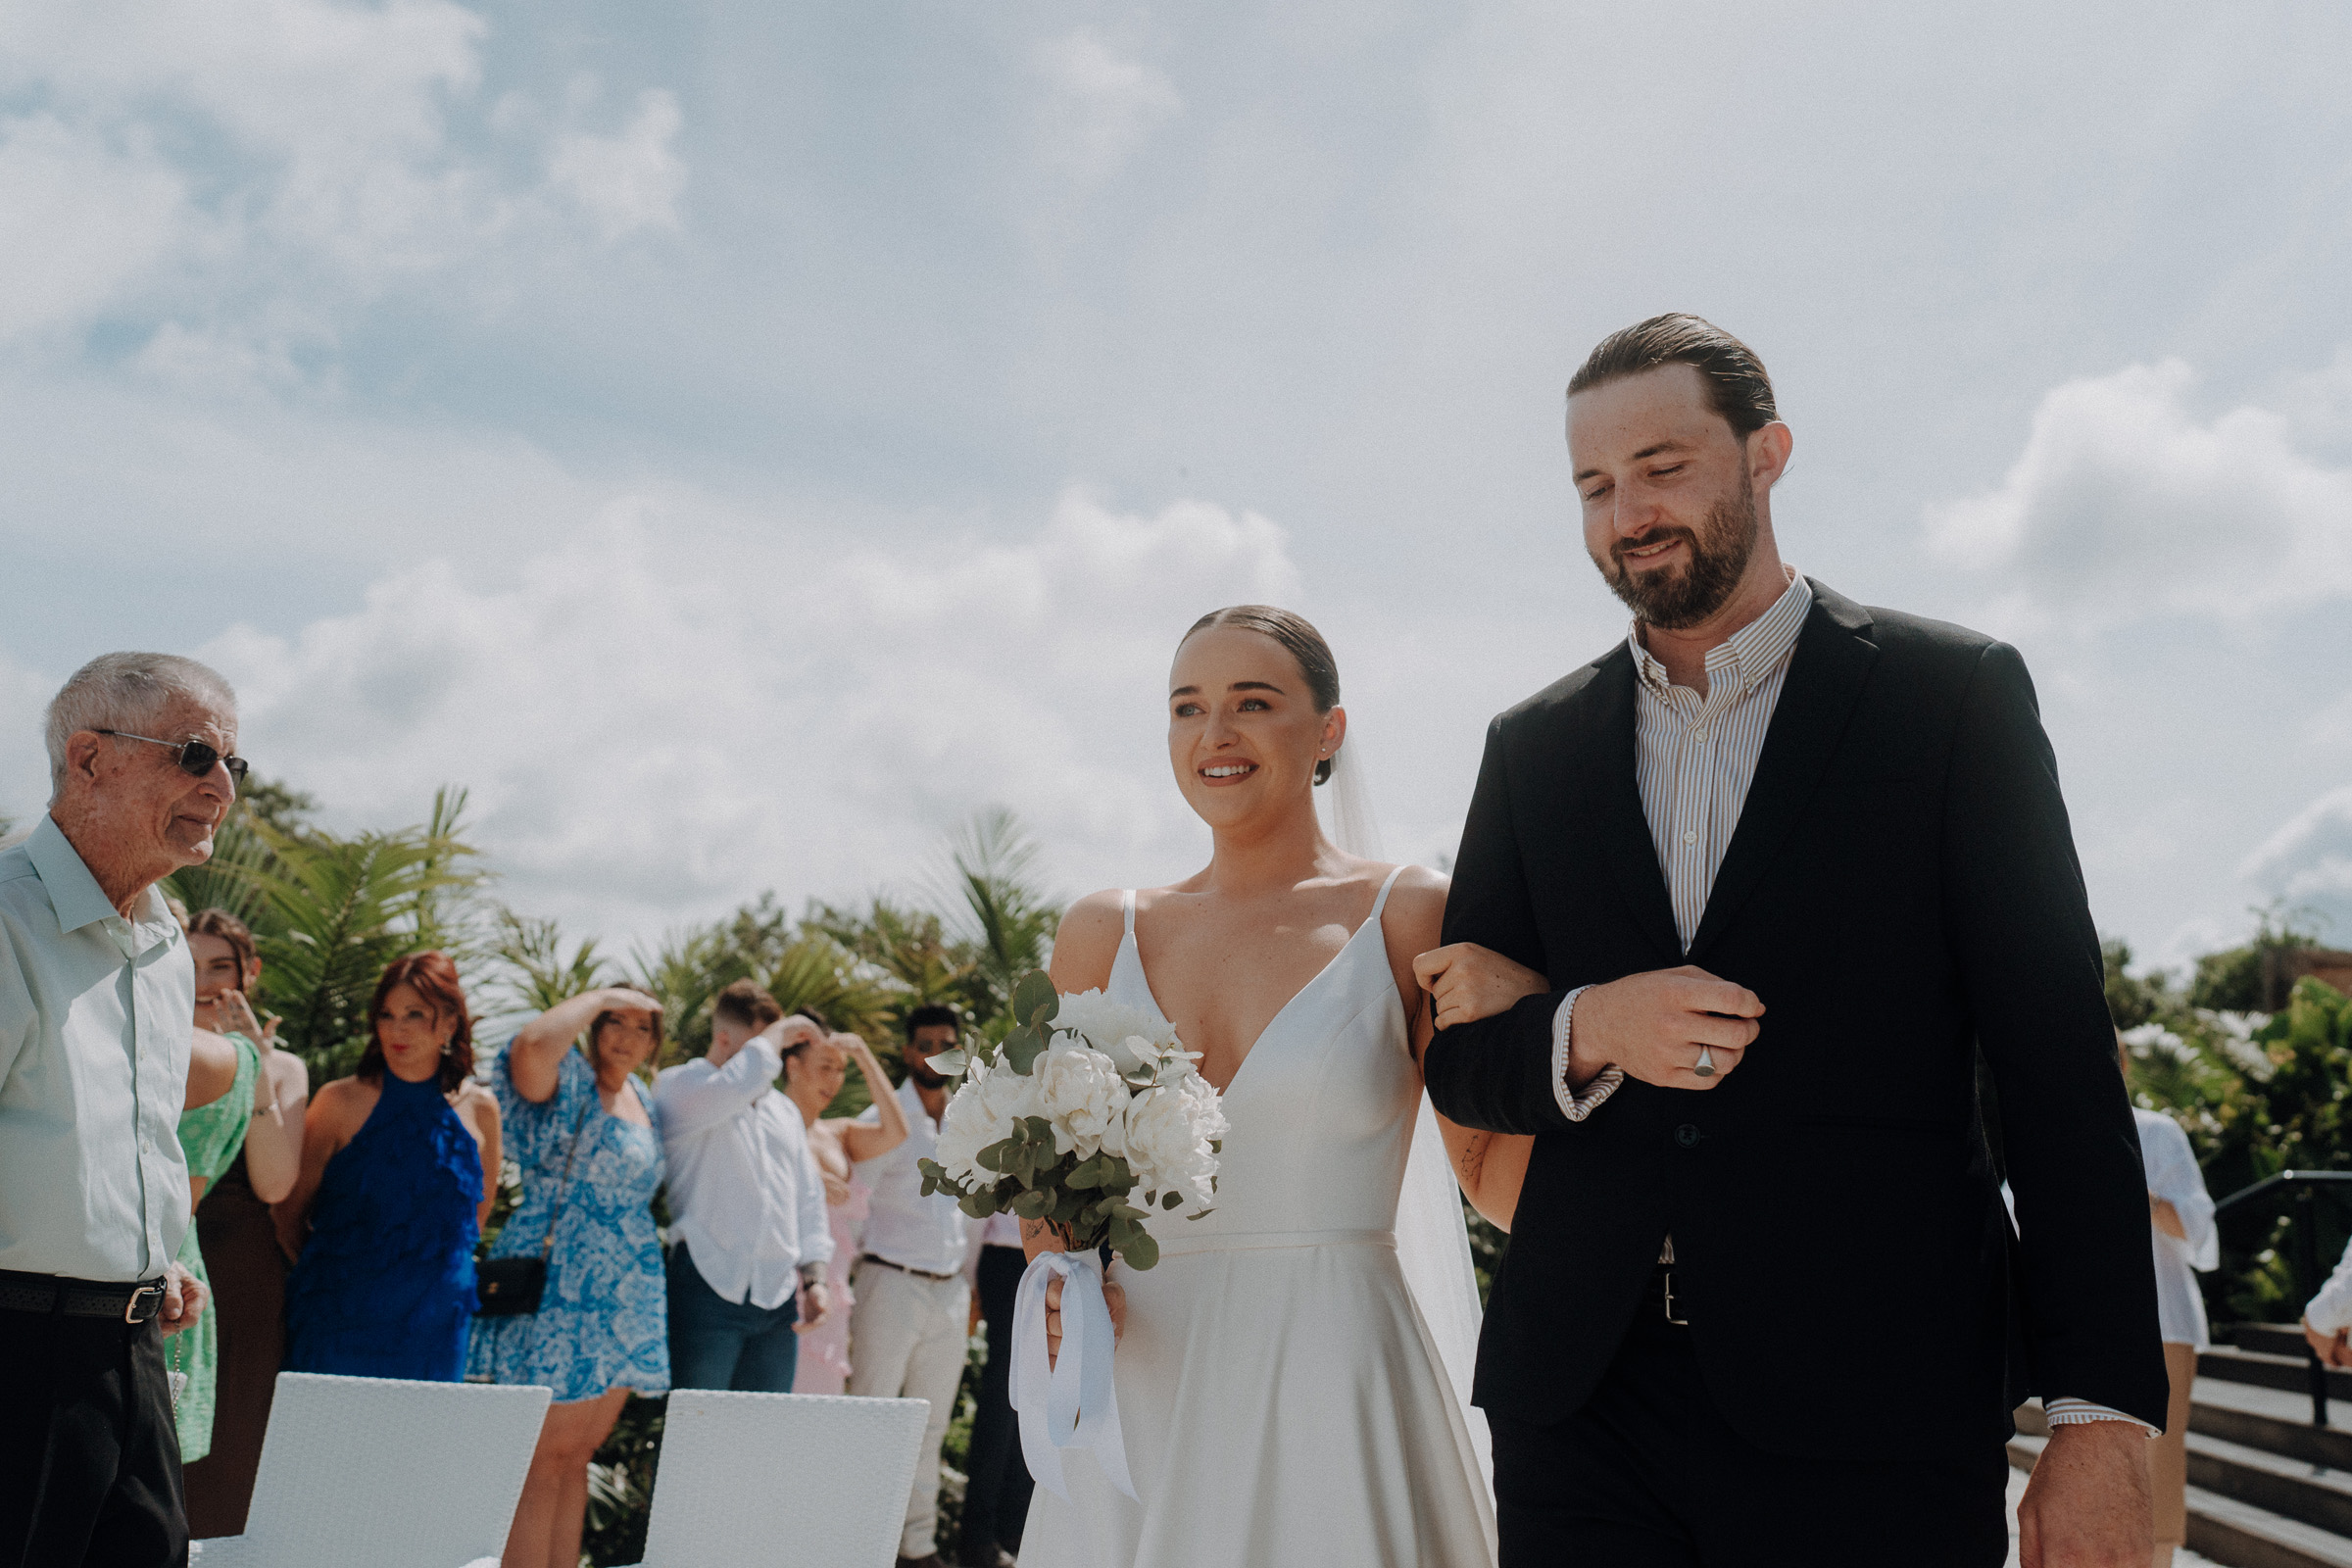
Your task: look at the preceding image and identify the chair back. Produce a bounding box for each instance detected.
[637,1391,930,1568]
[231,1372,551,1567]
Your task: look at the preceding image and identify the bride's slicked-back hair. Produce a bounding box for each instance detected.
[1181,605,1342,784]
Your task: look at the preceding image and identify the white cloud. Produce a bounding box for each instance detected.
[2242,785,2352,943]
[0,114,190,341]
[1033,30,1181,185]
[1924,359,2352,624]
[0,0,685,352]
[196,487,1296,940]
[549,88,686,242]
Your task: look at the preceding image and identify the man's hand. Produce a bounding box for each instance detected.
[2302,1318,2352,1368]
[160,1261,209,1338]
[765,1014,825,1053]
[794,1281,832,1334]
[1567,964,1763,1091]
[2017,1420,2152,1567]
[1414,944,1550,1032]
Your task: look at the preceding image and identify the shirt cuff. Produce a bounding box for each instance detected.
[2043,1397,2159,1437]
[1549,986,1624,1124]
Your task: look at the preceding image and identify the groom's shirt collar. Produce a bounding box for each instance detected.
[1627,565,1812,700]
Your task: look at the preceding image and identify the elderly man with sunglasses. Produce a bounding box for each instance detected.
[2,651,249,1568]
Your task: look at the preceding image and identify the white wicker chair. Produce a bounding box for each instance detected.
[617,1391,932,1568]
[190,1371,550,1568]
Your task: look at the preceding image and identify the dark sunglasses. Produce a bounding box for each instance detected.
[95,729,250,785]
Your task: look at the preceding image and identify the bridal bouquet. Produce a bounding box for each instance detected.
[917,972,1226,1502]
[919,972,1224,1271]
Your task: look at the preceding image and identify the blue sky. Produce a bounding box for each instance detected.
[4,0,2349,972]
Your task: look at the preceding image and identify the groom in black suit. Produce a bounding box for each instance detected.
[1422,315,2166,1567]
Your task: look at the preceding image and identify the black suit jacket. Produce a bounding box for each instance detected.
[1423,580,2168,1454]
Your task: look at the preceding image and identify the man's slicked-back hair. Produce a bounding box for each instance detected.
[44,652,237,797]
[711,978,782,1033]
[1567,314,1779,439]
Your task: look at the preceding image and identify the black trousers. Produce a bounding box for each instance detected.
[0,1305,189,1568]
[958,1245,1035,1563]
[1491,1301,2010,1568]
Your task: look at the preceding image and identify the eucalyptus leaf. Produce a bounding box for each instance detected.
[1013,969,1059,1028]
[1118,1229,1160,1271]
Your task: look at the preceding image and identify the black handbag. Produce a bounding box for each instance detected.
[474,1095,594,1318]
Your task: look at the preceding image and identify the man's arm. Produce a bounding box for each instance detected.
[652,1037,784,1140]
[1948,641,2168,1423]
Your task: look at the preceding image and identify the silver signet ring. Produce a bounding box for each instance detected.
[1692,1046,1717,1079]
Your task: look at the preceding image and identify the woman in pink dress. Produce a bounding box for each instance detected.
[786,1030,907,1394]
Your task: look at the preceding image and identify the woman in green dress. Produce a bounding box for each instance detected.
[170,916,302,1464]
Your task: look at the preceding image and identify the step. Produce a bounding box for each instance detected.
[2195,1379,2352,1472]
[2202,1346,2352,1403]
[2187,1428,2352,1538]
[2011,1432,2352,1568]
[2238,1325,2321,1361]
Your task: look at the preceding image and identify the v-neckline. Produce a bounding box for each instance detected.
[1126,901,1383,1100]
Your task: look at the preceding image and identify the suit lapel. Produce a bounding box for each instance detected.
[1567,645,1685,964]
[1685,585,1879,964]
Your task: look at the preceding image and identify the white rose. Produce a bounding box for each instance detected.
[1035,1042,1129,1159]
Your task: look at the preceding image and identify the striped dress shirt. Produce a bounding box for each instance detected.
[1539,569,2145,1430]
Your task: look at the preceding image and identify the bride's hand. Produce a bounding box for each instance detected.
[1413,943,1550,1031]
[1044,1273,1128,1369]
[1027,1218,1128,1367]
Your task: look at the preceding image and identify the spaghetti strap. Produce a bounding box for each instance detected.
[1122,889,1137,937]
[1368,864,1408,925]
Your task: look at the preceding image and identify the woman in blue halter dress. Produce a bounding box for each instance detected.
[282,953,501,1381]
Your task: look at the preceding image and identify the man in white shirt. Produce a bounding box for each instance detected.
[849,1004,977,1568]
[655,982,834,1393]
[2,652,234,1568]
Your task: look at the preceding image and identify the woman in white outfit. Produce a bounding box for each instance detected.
[2128,1039,2218,1568]
[1016,605,1537,1568]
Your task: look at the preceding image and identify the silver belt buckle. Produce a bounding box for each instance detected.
[1661,1269,1688,1327]
[123,1283,165,1324]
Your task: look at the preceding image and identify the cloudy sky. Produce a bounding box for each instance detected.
[4,0,2348,973]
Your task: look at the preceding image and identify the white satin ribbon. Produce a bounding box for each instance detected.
[1011,1249,1136,1501]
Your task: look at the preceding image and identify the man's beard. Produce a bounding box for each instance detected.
[906,1057,947,1090]
[1593,473,1758,631]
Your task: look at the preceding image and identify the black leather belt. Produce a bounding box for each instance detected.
[1641,1264,1689,1327]
[0,1268,169,1324]
[858,1252,961,1284]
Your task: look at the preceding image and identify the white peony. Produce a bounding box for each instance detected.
[933,1059,1041,1184]
[1054,990,1182,1073]
[1123,1074,1226,1217]
[1035,1041,1129,1158]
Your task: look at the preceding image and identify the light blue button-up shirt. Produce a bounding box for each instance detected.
[0,814,194,1281]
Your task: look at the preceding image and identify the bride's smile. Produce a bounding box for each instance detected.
[1166,624,1345,828]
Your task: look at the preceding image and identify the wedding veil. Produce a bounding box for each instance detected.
[1322,735,1495,1490]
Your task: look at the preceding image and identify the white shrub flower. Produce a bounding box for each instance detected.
[1054,990,1181,1072]
[1037,1041,1129,1157]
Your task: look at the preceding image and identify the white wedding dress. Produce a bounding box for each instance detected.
[1017,867,1497,1568]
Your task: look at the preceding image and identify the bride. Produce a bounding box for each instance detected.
[1014,605,1544,1568]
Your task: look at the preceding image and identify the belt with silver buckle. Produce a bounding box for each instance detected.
[0,1269,170,1324]
[858,1252,961,1284]
[1641,1264,1689,1327]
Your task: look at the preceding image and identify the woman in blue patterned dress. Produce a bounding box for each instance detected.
[468,985,670,1568]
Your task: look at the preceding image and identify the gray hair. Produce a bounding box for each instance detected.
[45,652,238,797]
